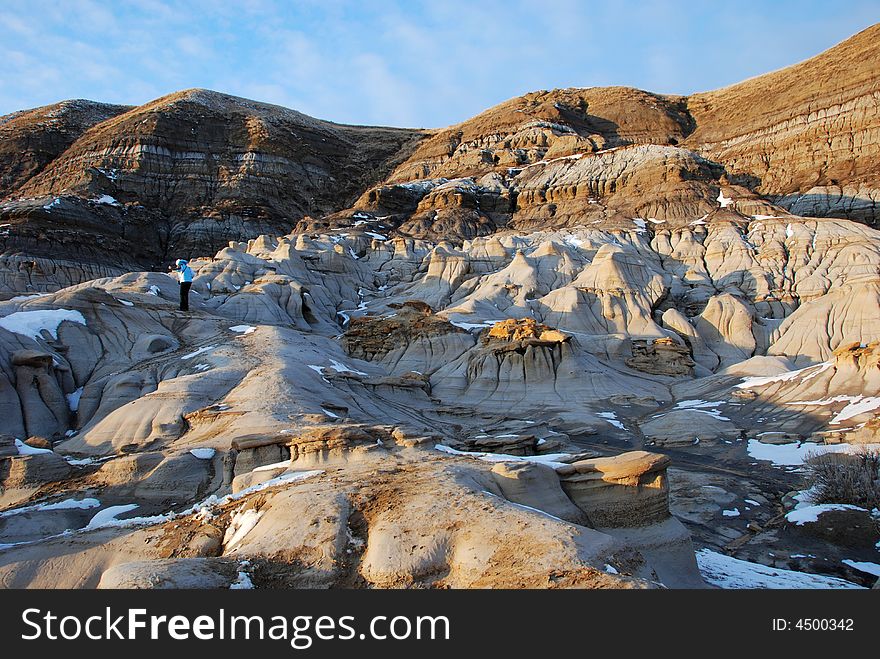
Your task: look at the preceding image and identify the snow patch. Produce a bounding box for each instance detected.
[696,549,862,589]
[66,387,83,412]
[10,293,50,301]
[15,439,52,455]
[181,345,215,360]
[596,412,626,430]
[229,325,257,334]
[785,504,868,525]
[449,319,499,331]
[736,361,833,389]
[0,309,86,340]
[0,497,101,518]
[253,460,291,473]
[230,569,254,590]
[746,440,880,467]
[189,448,216,460]
[86,504,140,530]
[562,235,584,249]
[435,444,573,469]
[328,358,368,376]
[841,560,880,577]
[673,399,730,421]
[223,509,263,550]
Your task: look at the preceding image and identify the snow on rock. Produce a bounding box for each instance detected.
[229,325,257,334]
[435,444,573,469]
[785,504,868,525]
[787,394,880,423]
[64,456,103,465]
[596,412,626,430]
[85,504,140,530]
[673,400,730,421]
[223,509,264,550]
[229,470,323,498]
[328,358,368,376]
[15,439,52,455]
[93,194,120,206]
[189,448,216,460]
[830,397,880,424]
[0,497,101,518]
[747,440,880,467]
[448,320,499,331]
[722,508,741,517]
[736,362,833,389]
[0,309,86,340]
[10,293,50,301]
[398,178,449,193]
[66,387,84,412]
[562,235,584,249]
[717,191,732,208]
[230,569,254,589]
[841,560,880,577]
[253,460,291,473]
[181,345,215,360]
[696,549,863,589]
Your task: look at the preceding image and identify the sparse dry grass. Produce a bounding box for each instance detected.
[804,447,880,510]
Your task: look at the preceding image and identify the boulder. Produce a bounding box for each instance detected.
[491,461,590,525]
[557,451,704,588]
[626,337,695,377]
[557,451,672,528]
[640,409,740,446]
[1,452,72,489]
[98,558,238,589]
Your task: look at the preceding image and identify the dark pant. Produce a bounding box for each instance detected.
[179,281,191,311]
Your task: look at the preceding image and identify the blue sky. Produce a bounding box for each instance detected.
[1,1,878,127]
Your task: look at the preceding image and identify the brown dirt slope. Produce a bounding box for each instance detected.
[686,23,880,221]
[0,99,131,197]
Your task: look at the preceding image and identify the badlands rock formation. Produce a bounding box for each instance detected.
[0,90,424,294]
[2,25,880,589]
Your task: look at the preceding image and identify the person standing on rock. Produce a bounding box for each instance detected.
[171,258,194,311]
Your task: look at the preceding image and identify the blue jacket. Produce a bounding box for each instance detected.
[177,265,194,283]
